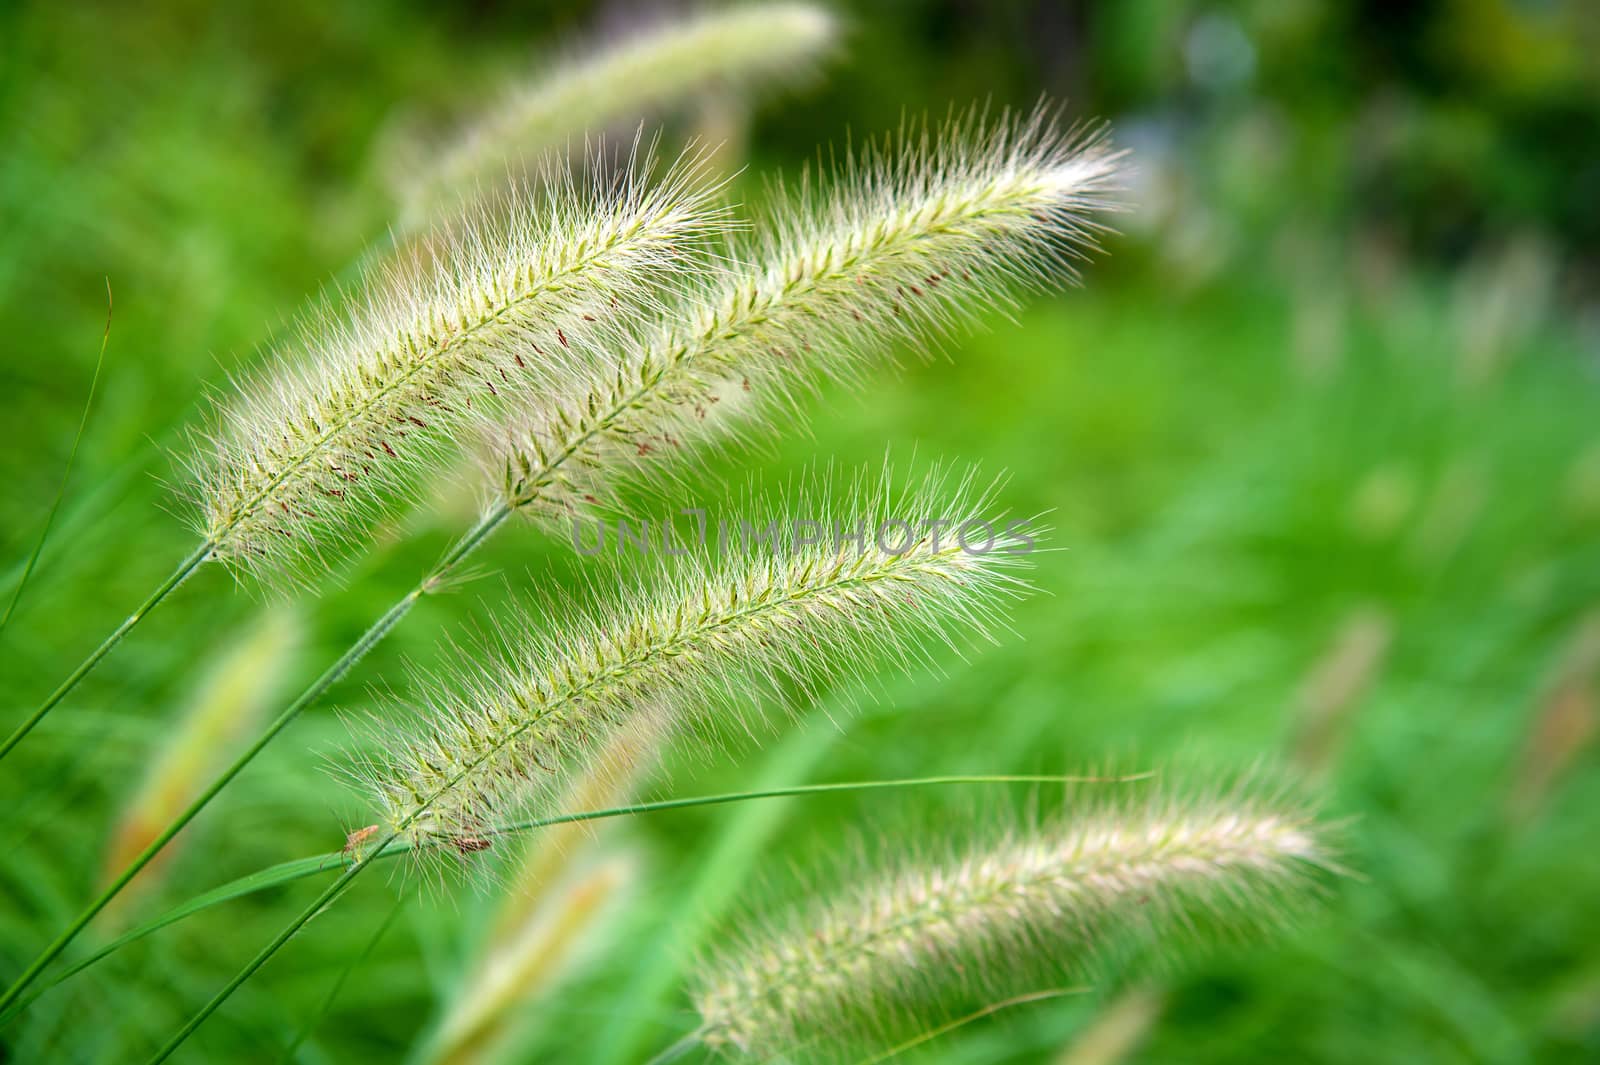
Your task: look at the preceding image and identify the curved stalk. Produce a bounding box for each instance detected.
[2,772,1134,1027]
[642,1033,704,1065]
[853,988,1086,1065]
[0,504,510,1014]
[0,278,114,637]
[142,774,1134,1063]
[146,836,388,1064]
[0,540,213,762]
[0,236,409,750]
[276,896,404,1063]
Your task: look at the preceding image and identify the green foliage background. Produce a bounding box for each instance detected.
[2,1,1598,1061]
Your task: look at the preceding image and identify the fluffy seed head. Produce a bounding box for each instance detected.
[694,785,1333,1061]
[399,2,840,224]
[492,106,1122,521]
[358,467,1034,857]
[193,146,724,586]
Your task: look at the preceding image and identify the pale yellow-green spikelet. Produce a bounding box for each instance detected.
[692,786,1332,1061]
[1053,987,1165,1065]
[421,850,638,1065]
[360,467,1033,855]
[1289,605,1393,773]
[417,719,664,1063]
[98,609,301,927]
[492,712,668,938]
[492,106,1122,522]
[1506,611,1600,822]
[194,147,724,586]
[399,2,840,224]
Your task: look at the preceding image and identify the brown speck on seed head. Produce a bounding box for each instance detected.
[452,835,493,855]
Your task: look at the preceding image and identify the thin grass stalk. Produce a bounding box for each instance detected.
[0,541,212,763]
[117,776,1129,1059]
[277,896,404,1064]
[3,776,1124,1025]
[2,147,719,767]
[1053,986,1165,1065]
[641,1033,702,1065]
[0,279,114,637]
[12,108,1119,1004]
[144,832,387,1065]
[98,608,301,928]
[858,988,1087,1065]
[0,504,506,1013]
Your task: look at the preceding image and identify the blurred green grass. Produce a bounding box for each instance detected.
[2,1,1599,1062]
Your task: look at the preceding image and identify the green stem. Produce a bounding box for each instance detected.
[0,235,400,639]
[0,539,213,763]
[0,502,512,1015]
[852,988,1086,1065]
[146,835,396,1065]
[132,774,1140,1062]
[0,277,114,637]
[277,895,403,1063]
[17,777,1086,1025]
[642,1033,703,1065]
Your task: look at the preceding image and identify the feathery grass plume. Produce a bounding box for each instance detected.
[399,3,840,225]
[97,608,301,928]
[424,849,639,1065]
[359,467,1034,858]
[492,106,1121,521]
[194,144,723,586]
[691,784,1333,1061]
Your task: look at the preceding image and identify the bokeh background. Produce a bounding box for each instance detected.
[3,1,1599,1061]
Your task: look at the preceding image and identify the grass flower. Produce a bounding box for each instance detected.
[194,147,723,585]
[400,2,840,223]
[493,107,1121,521]
[691,785,1333,1061]
[1,106,1121,1026]
[361,468,1034,856]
